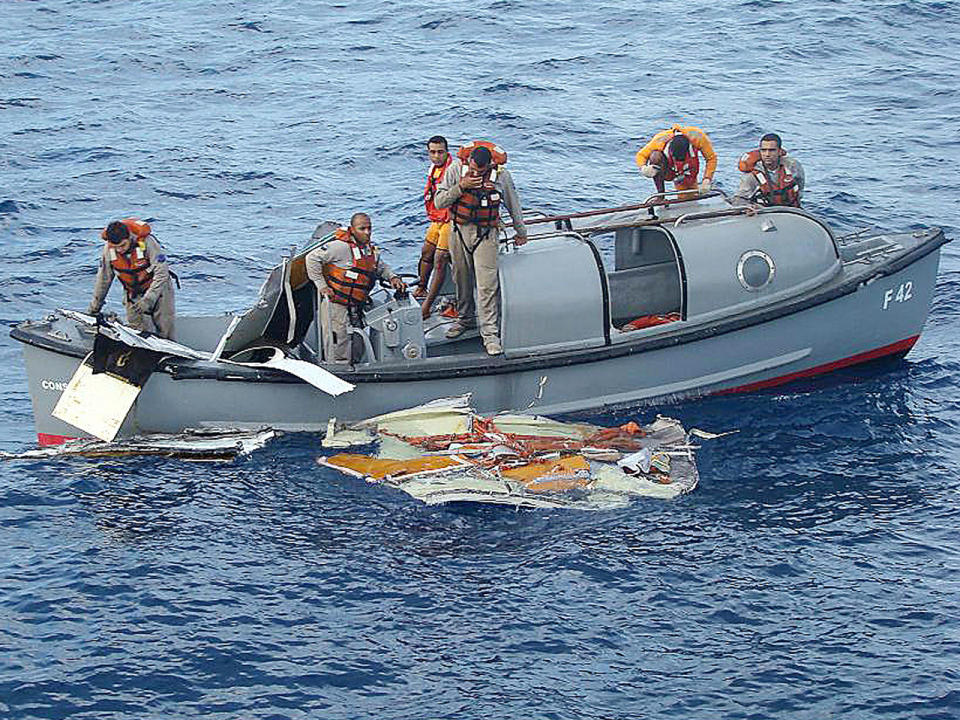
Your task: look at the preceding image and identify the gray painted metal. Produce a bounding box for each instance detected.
[674,210,840,320]
[500,234,607,353]
[362,297,426,364]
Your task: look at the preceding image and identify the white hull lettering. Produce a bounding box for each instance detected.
[883,281,914,310]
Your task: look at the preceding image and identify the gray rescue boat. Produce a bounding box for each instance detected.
[11,191,949,445]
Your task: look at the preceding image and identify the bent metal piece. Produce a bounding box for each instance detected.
[66,310,354,398]
[0,428,278,462]
[223,345,354,397]
[52,355,141,442]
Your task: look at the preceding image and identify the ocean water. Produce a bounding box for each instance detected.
[2,1,960,718]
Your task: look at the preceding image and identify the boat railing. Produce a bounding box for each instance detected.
[521,209,552,221]
[672,206,755,227]
[642,188,730,205]
[507,188,730,233]
[504,228,590,246]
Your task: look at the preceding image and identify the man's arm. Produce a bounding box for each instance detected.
[433,158,464,210]
[139,237,172,309]
[732,173,760,205]
[305,246,333,295]
[376,252,396,283]
[375,253,408,292]
[635,133,665,169]
[694,132,718,180]
[789,157,805,200]
[496,169,527,238]
[88,247,114,313]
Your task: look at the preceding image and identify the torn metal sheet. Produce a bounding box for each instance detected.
[2,428,278,461]
[354,395,474,437]
[60,310,208,359]
[321,418,376,448]
[52,358,142,442]
[64,310,353,396]
[51,328,169,442]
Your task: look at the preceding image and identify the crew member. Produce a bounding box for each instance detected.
[87,218,176,339]
[733,133,805,207]
[415,135,454,320]
[635,123,717,197]
[305,212,406,364]
[433,140,527,356]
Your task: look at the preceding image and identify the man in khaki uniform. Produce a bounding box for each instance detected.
[87,218,176,339]
[305,213,405,364]
[432,143,527,356]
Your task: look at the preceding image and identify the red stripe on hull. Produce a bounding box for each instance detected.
[717,336,920,395]
[37,433,78,446]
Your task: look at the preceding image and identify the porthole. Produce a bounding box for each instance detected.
[737,250,775,291]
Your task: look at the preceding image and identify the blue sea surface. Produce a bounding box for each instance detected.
[2,1,960,718]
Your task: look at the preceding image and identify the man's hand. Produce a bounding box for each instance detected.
[320,287,334,300]
[134,297,153,314]
[390,277,407,292]
[86,304,100,316]
[699,178,713,193]
[459,172,484,191]
[640,164,659,178]
[514,234,528,247]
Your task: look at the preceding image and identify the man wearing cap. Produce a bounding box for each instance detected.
[87,218,176,339]
[432,142,527,356]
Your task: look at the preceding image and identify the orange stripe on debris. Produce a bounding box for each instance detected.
[325,453,464,480]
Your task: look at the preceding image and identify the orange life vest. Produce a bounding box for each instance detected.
[663,133,700,185]
[101,217,151,243]
[456,140,508,166]
[424,153,453,223]
[453,141,508,228]
[322,228,379,306]
[738,149,800,207]
[102,219,155,300]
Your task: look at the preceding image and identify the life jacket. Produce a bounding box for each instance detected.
[456,140,508,167]
[738,149,800,207]
[102,218,155,300]
[453,141,508,228]
[101,217,151,243]
[322,228,379,306]
[663,131,699,184]
[424,153,453,223]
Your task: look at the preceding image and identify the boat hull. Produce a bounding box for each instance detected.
[17,245,942,444]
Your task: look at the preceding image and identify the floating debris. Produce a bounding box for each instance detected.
[318,397,723,509]
[1,428,279,462]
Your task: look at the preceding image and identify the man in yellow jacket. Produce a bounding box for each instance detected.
[635,124,717,197]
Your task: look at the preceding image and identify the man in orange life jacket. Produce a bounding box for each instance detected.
[304,212,406,364]
[87,218,176,339]
[415,135,453,320]
[635,124,717,198]
[733,133,805,207]
[433,142,527,356]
